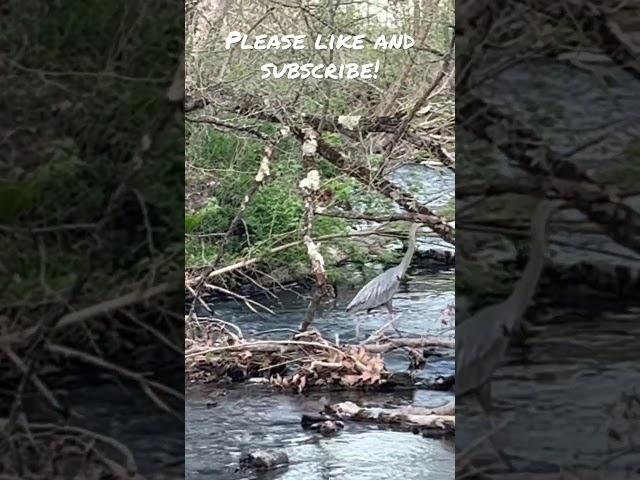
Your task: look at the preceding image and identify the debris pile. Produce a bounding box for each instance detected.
[186,326,391,391]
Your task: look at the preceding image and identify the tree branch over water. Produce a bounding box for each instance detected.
[461,96,640,255]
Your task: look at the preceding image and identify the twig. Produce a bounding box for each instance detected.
[361,336,455,353]
[123,310,183,355]
[317,210,420,223]
[46,343,184,418]
[186,339,356,363]
[0,344,65,415]
[0,419,138,474]
[253,328,300,336]
[203,283,276,316]
[207,317,245,339]
[186,227,389,283]
[1,283,173,344]
[189,127,289,314]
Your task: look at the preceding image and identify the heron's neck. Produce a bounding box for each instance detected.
[398,225,418,275]
[505,202,555,319]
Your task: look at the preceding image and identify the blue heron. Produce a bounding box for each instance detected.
[346,222,422,337]
[456,199,561,467]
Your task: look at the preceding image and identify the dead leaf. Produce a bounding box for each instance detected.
[343,375,360,386]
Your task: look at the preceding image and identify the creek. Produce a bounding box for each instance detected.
[457,59,640,473]
[186,269,455,480]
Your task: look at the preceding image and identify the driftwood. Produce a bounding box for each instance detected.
[326,401,455,437]
[187,336,453,357]
[185,328,454,391]
[362,336,454,353]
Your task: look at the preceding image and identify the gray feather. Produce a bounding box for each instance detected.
[456,303,510,396]
[346,266,401,313]
[346,223,421,314]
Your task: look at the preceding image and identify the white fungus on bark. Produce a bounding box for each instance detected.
[337,115,361,130]
[255,156,271,182]
[299,169,320,191]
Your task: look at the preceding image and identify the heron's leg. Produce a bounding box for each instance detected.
[354,316,366,339]
[477,384,514,471]
[385,301,402,337]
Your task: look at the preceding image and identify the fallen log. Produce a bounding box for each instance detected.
[362,337,454,353]
[326,401,455,437]
[186,336,454,357]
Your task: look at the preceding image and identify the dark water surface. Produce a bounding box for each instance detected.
[457,301,640,474]
[22,369,185,478]
[68,378,184,475]
[456,59,640,474]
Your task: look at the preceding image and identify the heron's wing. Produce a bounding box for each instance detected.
[347,267,401,312]
[455,304,510,396]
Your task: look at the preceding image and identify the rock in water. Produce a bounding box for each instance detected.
[301,413,333,429]
[301,415,344,436]
[239,450,289,471]
[318,420,344,436]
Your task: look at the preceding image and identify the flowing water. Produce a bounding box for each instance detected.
[63,374,185,476]
[187,387,454,480]
[457,60,640,474]
[186,269,455,480]
[457,301,640,474]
